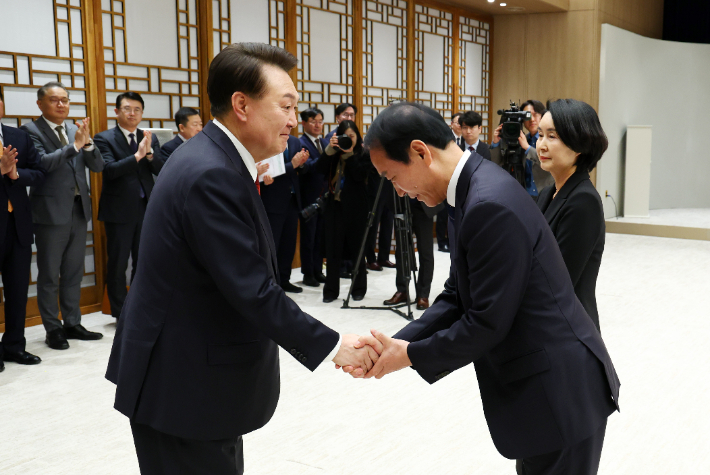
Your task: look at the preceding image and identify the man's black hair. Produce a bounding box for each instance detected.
[458,111,482,128]
[38,81,69,101]
[335,120,363,154]
[300,107,324,121]
[364,102,453,164]
[335,103,357,116]
[521,99,545,116]
[0,88,3,102]
[116,91,145,110]
[544,99,608,173]
[175,107,200,128]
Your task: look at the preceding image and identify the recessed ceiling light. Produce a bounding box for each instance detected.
[501,2,507,5]
[488,0,495,3]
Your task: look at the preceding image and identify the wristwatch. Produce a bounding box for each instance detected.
[83,140,94,148]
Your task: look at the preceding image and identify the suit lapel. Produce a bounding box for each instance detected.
[35,117,63,150]
[113,126,134,158]
[542,171,589,224]
[203,122,280,278]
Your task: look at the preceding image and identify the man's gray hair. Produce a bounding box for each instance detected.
[37,81,69,100]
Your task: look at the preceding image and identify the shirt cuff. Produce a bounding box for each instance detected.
[74,144,80,153]
[318,333,342,369]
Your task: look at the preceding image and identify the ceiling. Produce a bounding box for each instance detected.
[435,0,569,15]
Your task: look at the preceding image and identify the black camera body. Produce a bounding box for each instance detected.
[335,134,353,150]
[496,101,530,188]
[300,192,330,221]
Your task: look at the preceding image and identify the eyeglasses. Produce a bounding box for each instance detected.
[120,107,143,115]
[48,97,70,105]
[308,120,324,126]
[339,113,355,119]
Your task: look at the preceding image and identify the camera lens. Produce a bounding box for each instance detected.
[337,135,353,150]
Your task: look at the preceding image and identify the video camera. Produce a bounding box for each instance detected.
[496,101,531,188]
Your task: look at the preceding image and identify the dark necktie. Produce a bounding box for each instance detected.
[468,145,475,153]
[55,125,68,146]
[255,177,260,195]
[130,133,146,198]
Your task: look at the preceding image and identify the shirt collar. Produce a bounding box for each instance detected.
[177,134,187,142]
[304,132,319,143]
[42,116,64,131]
[213,119,258,182]
[465,139,480,151]
[447,149,471,207]
[118,125,139,142]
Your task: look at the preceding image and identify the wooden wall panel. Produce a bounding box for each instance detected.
[598,0,664,38]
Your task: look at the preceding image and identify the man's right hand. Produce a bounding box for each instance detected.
[135,130,152,161]
[1,145,18,176]
[492,124,502,144]
[332,334,380,377]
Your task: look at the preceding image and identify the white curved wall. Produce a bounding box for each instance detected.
[598,24,710,217]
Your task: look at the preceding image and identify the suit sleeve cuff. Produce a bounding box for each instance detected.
[318,333,342,369]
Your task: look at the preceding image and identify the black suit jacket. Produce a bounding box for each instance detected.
[393,154,619,459]
[0,125,46,247]
[537,171,605,331]
[298,134,328,206]
[160,134,184,159]
[260,135,303,212]
[105,121,338,440]
[94,126,165,223]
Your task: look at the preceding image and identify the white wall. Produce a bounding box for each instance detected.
[598,24,710,217]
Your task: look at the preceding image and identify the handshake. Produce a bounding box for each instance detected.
[331,331,411,379]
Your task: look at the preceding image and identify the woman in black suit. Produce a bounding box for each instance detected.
[536,99,608,332]
[316,120,372,303]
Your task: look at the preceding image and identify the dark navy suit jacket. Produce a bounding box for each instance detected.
[0,124,46,248]
[105,121,338,440]
[460,139,491,161]
[298,134,328,207]
[94,126,165,223]
[160,134,184,159]
[260,135,303,213]
[394,153,619,459]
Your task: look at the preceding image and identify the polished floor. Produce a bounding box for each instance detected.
[1,232,709,474]
[614,207,710,228]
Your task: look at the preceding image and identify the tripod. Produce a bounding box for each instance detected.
[342,176,417,321]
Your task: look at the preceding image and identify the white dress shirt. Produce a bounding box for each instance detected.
[465,139,480,153]
[447,149,471,207]
[42,116,94,152]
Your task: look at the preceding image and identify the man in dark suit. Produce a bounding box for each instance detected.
[491,99,554,199]
[94,92,165,321]
[161,107,203,159]
[260,135,308,293]
[458,110,491,160]
[106,43,376,475]
[298,107,328,287]
[21,82,105,349]
[0,90,47,370]
[357,102,619,475]
[324,102,357,142]
[450,112,463,149]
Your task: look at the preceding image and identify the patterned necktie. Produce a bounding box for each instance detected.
[2,136,12,212]
[314,138,322,155]
[468,145,475,153]
[56,125,68,146]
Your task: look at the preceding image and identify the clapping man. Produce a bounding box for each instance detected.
[94,92,165,321]
[353,102,619,475]
[260,136,309,293]
[21,82,104,349]
[1,89,47,370]
[106,43,376,474]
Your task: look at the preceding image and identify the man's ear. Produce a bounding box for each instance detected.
[410,140,432,167]
[231,92,248,122]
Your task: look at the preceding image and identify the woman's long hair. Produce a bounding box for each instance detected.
[335,120,363,154]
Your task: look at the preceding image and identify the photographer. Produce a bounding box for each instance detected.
[491,99,553,198]
[315,120,371,303]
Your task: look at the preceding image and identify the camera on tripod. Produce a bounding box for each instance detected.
[300,192,330,221]
[496,101,531,187]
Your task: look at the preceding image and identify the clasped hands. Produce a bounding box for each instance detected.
[332,331,411,379]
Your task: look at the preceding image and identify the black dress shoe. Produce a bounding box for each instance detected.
[65,324,103,341]
[3,350,42,365]
[384,291,406,306]
[323,296,336,303]
[302,275,320,287]
[438,244,450,253]
[314,272,326,283]
[366,262,383,271]
[339,271,352,279]
[46,328,70,350]
[378,260,396,268]
[0,360,4,372]
[352,294,365,301]
[281,282,303,293]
